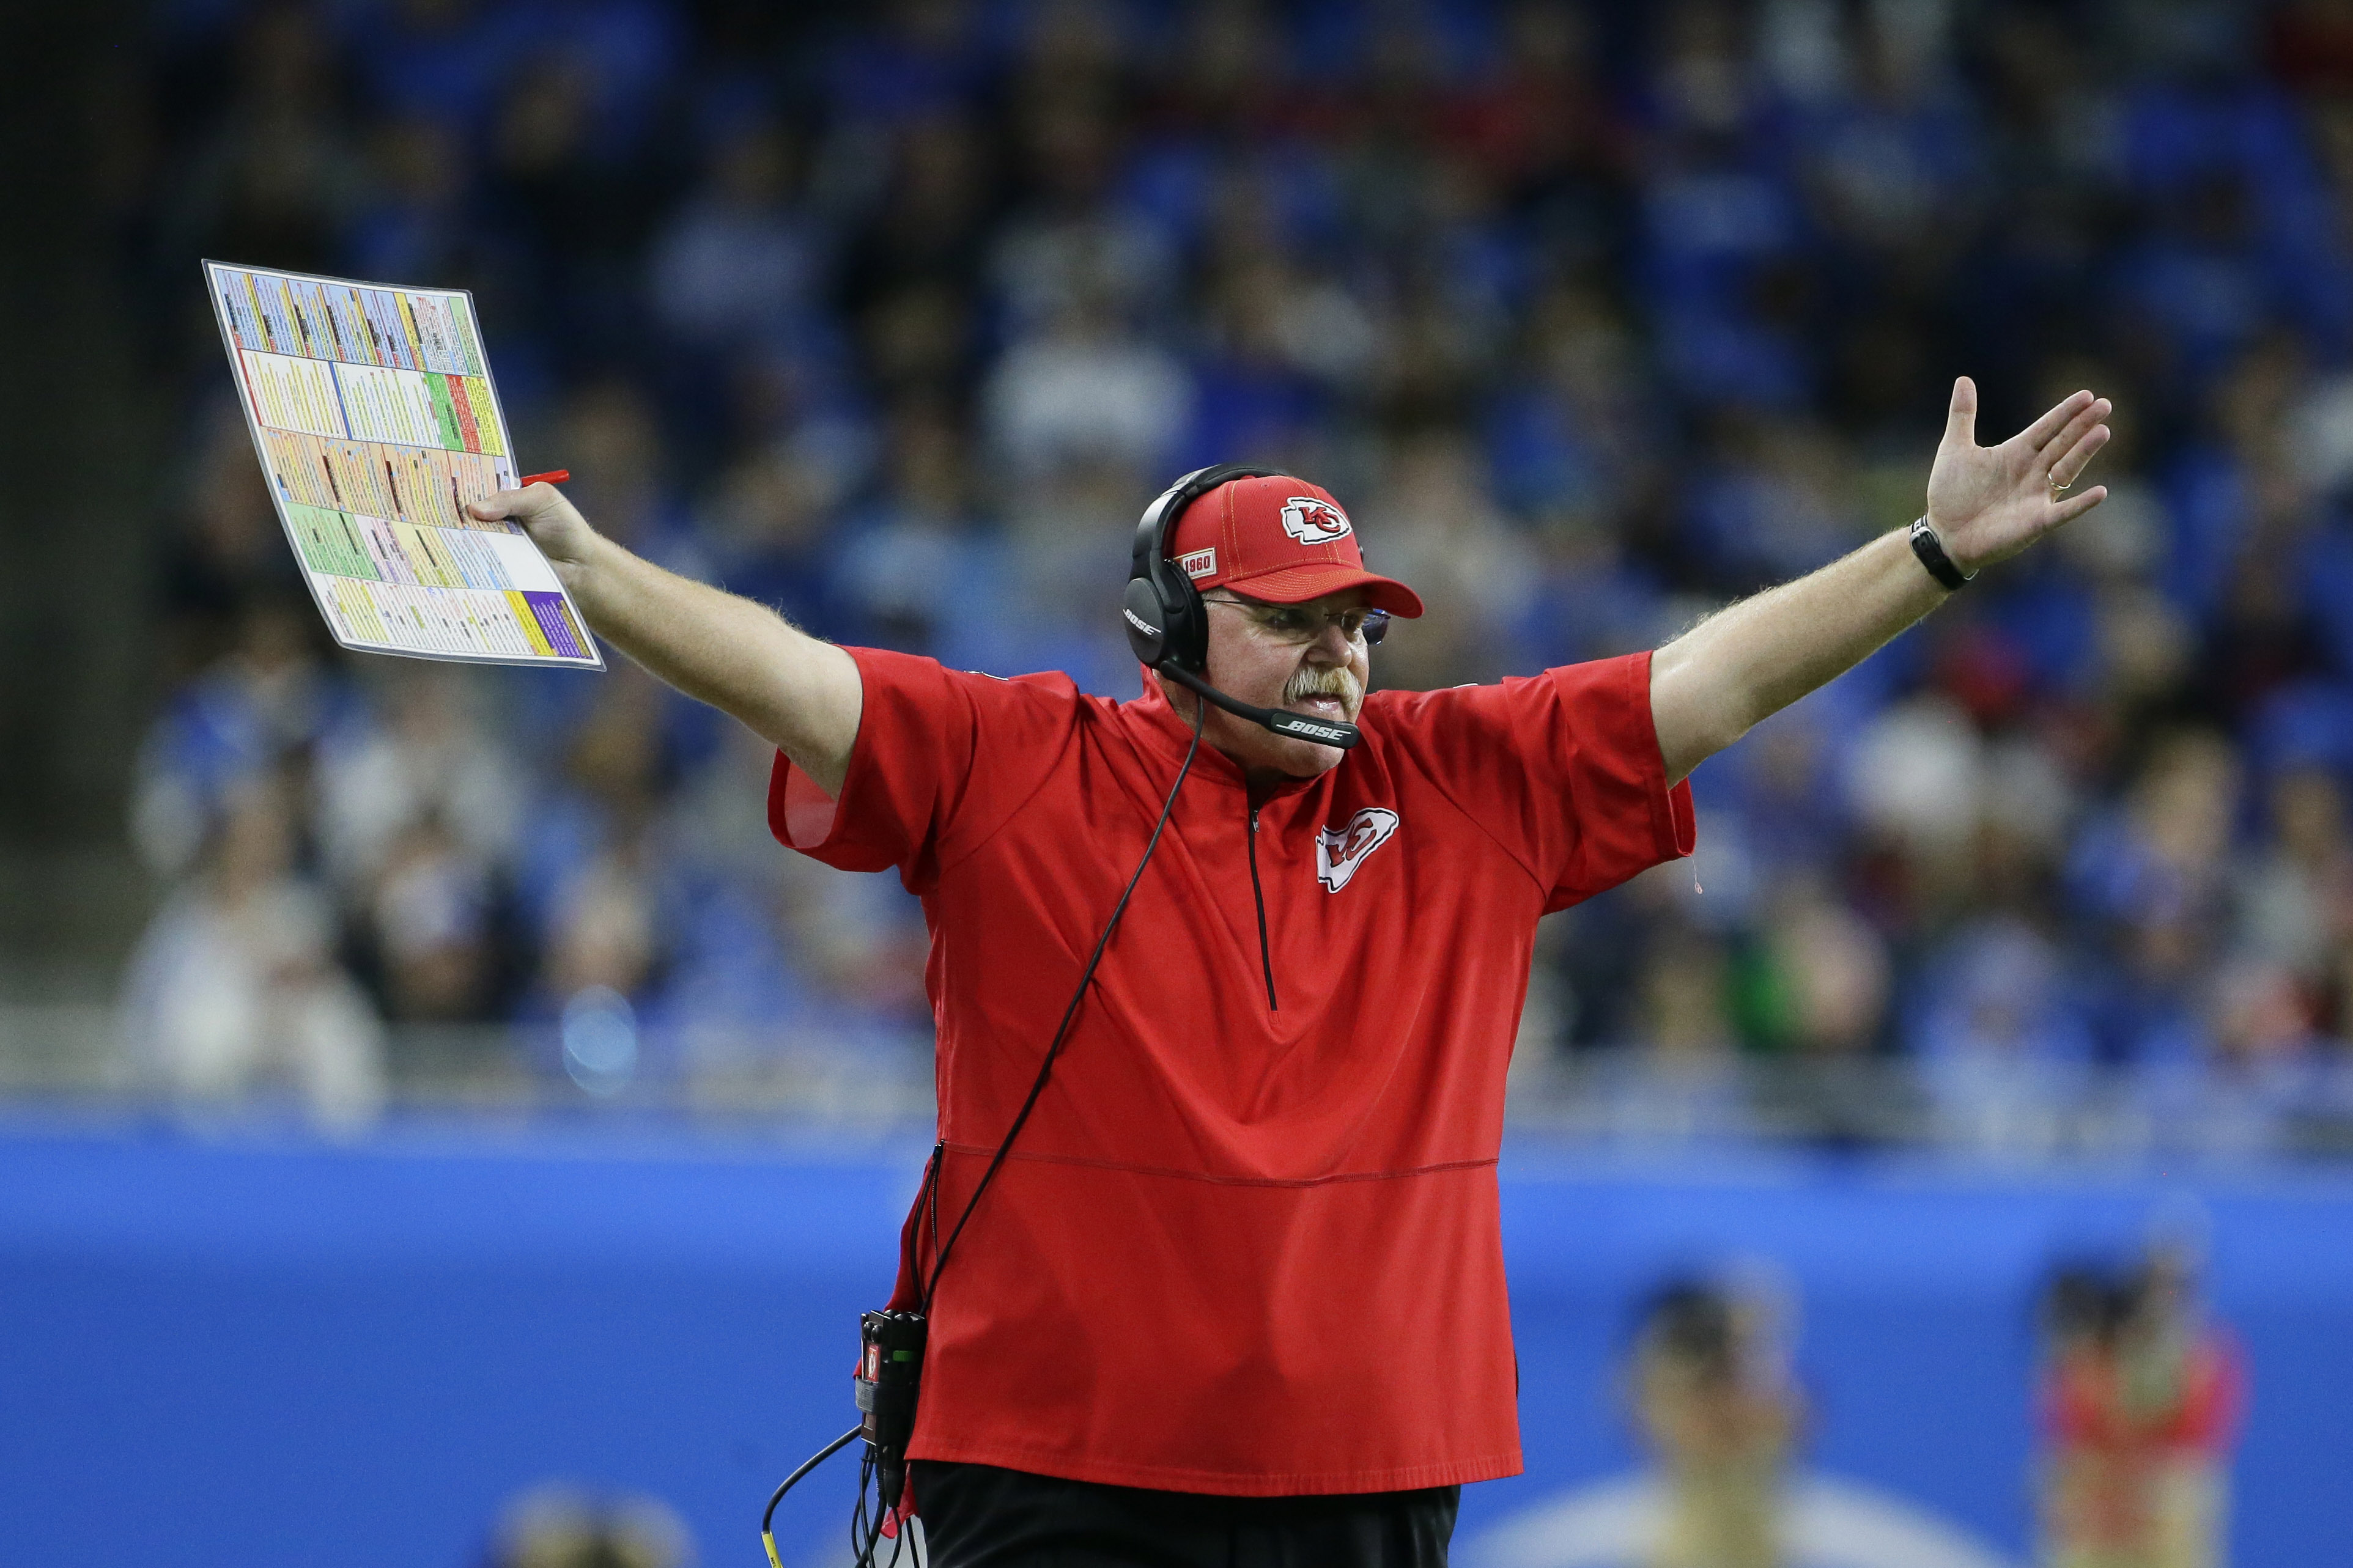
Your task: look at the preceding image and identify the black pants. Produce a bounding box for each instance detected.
[911,1460,1460,1568]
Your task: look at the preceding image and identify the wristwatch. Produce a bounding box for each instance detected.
[1908,516,1975,591]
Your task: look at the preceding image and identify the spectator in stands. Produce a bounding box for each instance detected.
[156,402,308,682]
[1597,921,1750,1145]
[649,114,825,353]
[1358,431,1538,689]
[131,597,352,882]
[2071,729,2245,1062]
[314,661,521,893]
[1920,916,2098,1155]
[361,812,501,1023]
[2236,766,2353,975]
[120,772,386,1127]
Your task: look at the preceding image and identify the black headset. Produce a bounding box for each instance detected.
[1121,464,1364,750]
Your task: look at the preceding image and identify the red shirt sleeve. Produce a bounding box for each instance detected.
[767,647,1079,894]
[1373,650,1694,911]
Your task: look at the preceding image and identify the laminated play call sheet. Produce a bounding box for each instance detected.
[204,261,603,669]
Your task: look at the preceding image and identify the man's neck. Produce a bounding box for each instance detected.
[1154,671,1319,793]
[1243,764,1296,795]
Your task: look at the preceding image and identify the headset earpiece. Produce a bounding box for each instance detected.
[1121,578,1172,666]
[1126,463,1277,674]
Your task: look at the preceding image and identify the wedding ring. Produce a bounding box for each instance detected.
[2048,477,2074,496]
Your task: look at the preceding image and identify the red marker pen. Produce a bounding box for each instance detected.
[519,469,570,487]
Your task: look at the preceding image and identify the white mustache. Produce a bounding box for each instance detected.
[1283,666,1362,707]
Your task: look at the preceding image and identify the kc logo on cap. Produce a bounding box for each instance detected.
[1280,497,1353,544]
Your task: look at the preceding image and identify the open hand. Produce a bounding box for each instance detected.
[1924,377,2110,574]
[467,480,600,575]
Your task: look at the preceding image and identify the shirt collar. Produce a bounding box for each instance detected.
[1121,666,1327,800]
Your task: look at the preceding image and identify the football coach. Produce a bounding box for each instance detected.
[470,377,2110,1568]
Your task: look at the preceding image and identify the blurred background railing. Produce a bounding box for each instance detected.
[13,998,2353,1162]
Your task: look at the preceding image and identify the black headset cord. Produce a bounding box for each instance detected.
[761,702,1205,1568]
[763,1425,862,1568]
[920,698,1204,1308]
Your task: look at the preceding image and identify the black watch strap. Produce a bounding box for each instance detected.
[1908,516,1975,591]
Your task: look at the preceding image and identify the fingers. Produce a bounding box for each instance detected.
[2031,396,2110,473]
[2047,421,2111,491]
[1946,375,1978,446]
[2021,389,2096,451]
[2051,484,2108,525]
[466,480,560,524]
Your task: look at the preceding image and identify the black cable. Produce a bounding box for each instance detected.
[761,1424,862,1568]
[763,702,1204,1568]
[920,701,1205,1310]
[850,1449,876,1566]
[848,1443,901,1568]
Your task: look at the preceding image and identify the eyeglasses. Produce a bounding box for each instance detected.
[1203,594,1390,646]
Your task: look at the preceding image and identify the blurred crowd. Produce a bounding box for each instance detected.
[105,0,2353,1144]
[1606,1240,2240,1568]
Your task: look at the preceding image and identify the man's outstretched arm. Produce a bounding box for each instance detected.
[1649,378,2113,786]
[468,484,862,795]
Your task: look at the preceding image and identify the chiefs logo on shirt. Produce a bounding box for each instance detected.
[1317,807,1399,892]
[1280,496,1354,545]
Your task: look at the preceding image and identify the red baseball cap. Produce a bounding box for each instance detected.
[1167,474,1425,617]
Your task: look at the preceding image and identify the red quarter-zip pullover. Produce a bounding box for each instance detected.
[770,646,1693,1495]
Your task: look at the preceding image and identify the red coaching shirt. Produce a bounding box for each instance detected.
[770,647,1693,1495]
